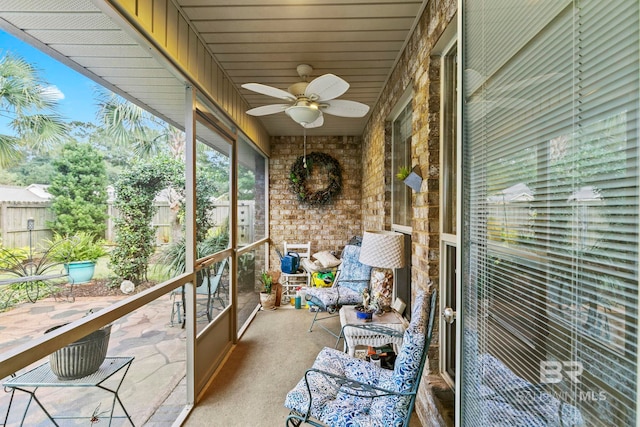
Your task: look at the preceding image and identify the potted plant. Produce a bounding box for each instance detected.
[396,165,423,192]
[45,309,112,380]
[259,270,279,310]
[46,232,107,284]
[46,323,112,380]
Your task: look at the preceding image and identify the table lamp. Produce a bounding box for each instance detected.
[358,230,406,312]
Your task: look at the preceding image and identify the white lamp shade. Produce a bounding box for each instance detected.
[359,230,405,269]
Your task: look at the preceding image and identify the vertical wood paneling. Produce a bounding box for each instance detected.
[152,0,167,45]
[110,0,271,152]
[177,14,189,67]
[196,41,205,83]
[234,93,240,125]
[137,0,153,31]
[224,77,231,112]
[210,61,219,100]
[203,53,212,95]
[166,1,178,58]
[118,0,136,15]
[220,74,228,111]
[188,31,198,75]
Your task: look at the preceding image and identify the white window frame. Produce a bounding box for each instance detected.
[389,85,414,235]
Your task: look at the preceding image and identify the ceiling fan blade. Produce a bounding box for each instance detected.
[246,104,289,116]
[321,100,370,118]
[303,112,324,128]
[241,83,295,101]
[305,74,349,101]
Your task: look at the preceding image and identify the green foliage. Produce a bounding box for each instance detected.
[97,91,185,160]
[289,152,342,205]
[47,141,108,237]
[9,153,57,185]
[0,245,65,307]
[238,165,256,201]
[109,156,182,284]
[45,232,107,263]
[194,172,219,242]
[260,270,273,294]
[0,52,68,167]
[396,166,411,181]
[0,246,28,270]
[157,226,229,278]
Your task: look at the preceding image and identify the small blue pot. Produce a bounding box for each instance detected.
[356,310,373,321]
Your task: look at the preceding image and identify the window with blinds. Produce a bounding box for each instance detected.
[461,1,638,426]
[392,101,413,229]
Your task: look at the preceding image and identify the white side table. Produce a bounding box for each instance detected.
[338,306,407,356]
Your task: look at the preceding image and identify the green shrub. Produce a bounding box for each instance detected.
[46,232,107,263]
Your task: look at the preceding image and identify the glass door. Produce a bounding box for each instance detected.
[440,39,458,388]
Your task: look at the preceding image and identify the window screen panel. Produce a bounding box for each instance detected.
[461,1,638,426]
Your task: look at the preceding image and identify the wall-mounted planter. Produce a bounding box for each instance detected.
[403,165,423,192]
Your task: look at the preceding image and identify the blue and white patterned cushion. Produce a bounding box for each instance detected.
[335,245,373,294]
[304,245,372,309]
[305,286,363,308]
[284,291,430,427]
[284,347,397,427]
[478,354,585,426]
[392,291,427,392]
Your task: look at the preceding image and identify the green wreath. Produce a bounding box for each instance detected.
[289,152,342,205]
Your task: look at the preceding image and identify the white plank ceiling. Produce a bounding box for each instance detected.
[0,0,426,137]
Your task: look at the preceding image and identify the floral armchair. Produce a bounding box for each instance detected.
[284,290,437,427]
[304,244,373,337]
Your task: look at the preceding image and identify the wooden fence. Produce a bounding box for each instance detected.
[0,201,254,250]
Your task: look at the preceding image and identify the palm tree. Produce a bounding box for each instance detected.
[0,53,68,167]
[96,91,186,159]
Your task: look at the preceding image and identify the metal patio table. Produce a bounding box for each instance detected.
[3,356,134,426]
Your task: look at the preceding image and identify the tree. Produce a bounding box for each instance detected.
[47,141,108,238]
[109,156,182,284]
[97,91,184,159]
[0,52,68,167]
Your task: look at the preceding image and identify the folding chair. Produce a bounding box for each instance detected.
[170,259,228,327]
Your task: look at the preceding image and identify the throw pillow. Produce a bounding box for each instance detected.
[313,251,342,268]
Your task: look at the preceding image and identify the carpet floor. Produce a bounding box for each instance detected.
[184,306,423,427]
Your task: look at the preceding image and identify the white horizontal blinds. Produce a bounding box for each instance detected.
[462,1,639,426]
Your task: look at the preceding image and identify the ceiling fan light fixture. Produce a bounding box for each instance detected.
[285,104,321,126]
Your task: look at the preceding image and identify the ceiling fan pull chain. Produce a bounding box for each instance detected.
[303,127,307,170]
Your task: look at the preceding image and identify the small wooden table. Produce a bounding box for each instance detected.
[338,307,407,356]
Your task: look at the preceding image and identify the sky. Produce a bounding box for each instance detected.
[0,29,101,132]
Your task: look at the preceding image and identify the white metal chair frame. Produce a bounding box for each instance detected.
[281,241,312,304]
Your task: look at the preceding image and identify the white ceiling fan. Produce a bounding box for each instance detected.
[241,64,370,128]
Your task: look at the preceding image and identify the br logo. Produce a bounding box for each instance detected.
[540,361,583,384]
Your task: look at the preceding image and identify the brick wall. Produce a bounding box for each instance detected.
[268,135,363,268]
[360,0,457,425]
